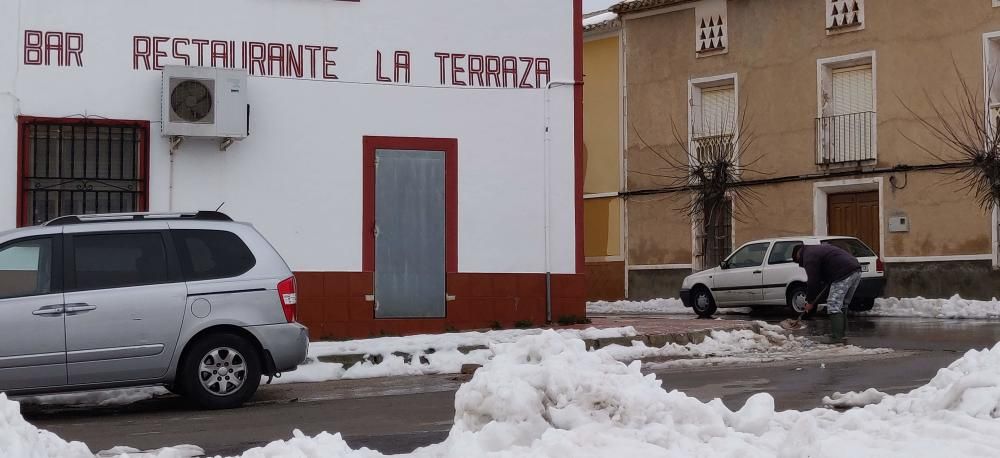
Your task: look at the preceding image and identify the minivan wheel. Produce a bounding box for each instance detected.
[181,334,261,410]
[691,287,717,318]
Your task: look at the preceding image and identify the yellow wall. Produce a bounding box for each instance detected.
[584,197,622,257]
[583,36,621,195]
[583,33,624,260]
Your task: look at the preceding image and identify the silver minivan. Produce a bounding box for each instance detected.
[0,211,308,409]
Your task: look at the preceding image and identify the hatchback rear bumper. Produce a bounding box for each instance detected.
[855,276,886,300]
[248,322,309,373]
[679,289,693,308]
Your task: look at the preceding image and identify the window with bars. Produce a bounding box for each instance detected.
[701,198,732,270]
[17,119,149,226]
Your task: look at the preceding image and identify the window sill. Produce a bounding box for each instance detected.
[826,24,865,36]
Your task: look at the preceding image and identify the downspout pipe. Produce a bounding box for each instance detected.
[544,80,581,323]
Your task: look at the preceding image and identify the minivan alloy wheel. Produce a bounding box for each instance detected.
[198,347,248,396]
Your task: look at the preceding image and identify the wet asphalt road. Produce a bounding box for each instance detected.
[22,316,1000,456]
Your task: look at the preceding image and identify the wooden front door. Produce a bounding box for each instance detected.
[828,191,880,255]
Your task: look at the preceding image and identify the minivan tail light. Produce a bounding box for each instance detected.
[277,276,298,323]
[876,257,885,273]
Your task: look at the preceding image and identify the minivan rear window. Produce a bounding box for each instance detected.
[822,238,876,257]
[174,230,256,281]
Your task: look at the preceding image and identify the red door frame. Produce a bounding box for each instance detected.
[15,116,151,227]
[362,136,458,273]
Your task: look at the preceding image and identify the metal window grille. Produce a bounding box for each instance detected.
[20,121,147,226]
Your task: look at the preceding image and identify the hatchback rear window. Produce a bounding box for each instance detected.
[174,230,256,281]
[822,238,876,257]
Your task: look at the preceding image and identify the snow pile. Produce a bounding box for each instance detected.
[866,295,1000,319]
[0,393,92,458]
[277,326,638,385]
[587,297,751,315]
[587,298,688,314]
[823,388,888,408]
[10,335,1000,457]
[605,322,890,369]
[19,386,169,408]
[202,334,1000,457]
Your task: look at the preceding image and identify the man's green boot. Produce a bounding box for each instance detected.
[829,312,847,345]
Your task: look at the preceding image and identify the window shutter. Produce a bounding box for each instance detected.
[699,85,736,135]
[831,66,873,115]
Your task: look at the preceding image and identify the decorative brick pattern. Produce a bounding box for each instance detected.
[697,15,727,53]
[827,0,864,31]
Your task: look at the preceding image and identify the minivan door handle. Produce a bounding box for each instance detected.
[32,305,65,316]
[753,270,762,274]
[64,303,97,314]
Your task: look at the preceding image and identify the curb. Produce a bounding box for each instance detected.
[315,323,761,367]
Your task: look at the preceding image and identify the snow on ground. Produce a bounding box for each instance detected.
[17,386,169,408]
[865,295,1000,319]
[604,322,891,370]
[823,388,888,408]
[40,331,1000,457]
[591,295,1000,320]
[0,393,92,458]
[587,297,751,315]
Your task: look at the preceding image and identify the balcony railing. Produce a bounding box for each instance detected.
[692,133,734,164]
[816,111,875,164]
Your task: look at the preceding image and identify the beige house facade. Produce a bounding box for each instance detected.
[592,0,1000,301]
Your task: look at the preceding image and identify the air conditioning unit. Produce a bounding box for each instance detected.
[161,66,249,142]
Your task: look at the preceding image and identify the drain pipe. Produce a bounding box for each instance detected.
[543,80,580,323]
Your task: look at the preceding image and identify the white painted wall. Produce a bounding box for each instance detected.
[0,0,578,274]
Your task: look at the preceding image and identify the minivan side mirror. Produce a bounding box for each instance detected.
[720,260,730,270]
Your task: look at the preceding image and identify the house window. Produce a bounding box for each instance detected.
[826,0,864,33]
[817,54,876,164]
[690,78,737,164]
[17,118,149,226]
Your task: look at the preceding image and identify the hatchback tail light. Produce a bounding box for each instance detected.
[875,257,885,273]
[277,276,298,323]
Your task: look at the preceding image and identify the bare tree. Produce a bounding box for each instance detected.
[630,96,768,270]
[899,61,1000,213]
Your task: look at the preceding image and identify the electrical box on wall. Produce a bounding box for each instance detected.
[889,215,910,233]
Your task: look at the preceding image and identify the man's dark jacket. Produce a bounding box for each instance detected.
[797,244,861,302]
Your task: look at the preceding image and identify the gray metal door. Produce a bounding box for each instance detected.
[375,149,446,318]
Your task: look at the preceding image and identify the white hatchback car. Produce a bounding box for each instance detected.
[679,236,886,317]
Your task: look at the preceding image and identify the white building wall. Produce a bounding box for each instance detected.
[0,0,578,274]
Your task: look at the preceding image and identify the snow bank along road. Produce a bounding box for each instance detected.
[14,317,1000,456]
[587,295,1000,318]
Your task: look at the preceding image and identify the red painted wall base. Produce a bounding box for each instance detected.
[295,272,587,340]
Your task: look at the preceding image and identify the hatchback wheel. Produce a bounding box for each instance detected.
[787,284,809,315]
[181,333,261,410]
[692,287,717,318]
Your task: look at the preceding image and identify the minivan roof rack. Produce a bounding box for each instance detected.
[43,211,233,226]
